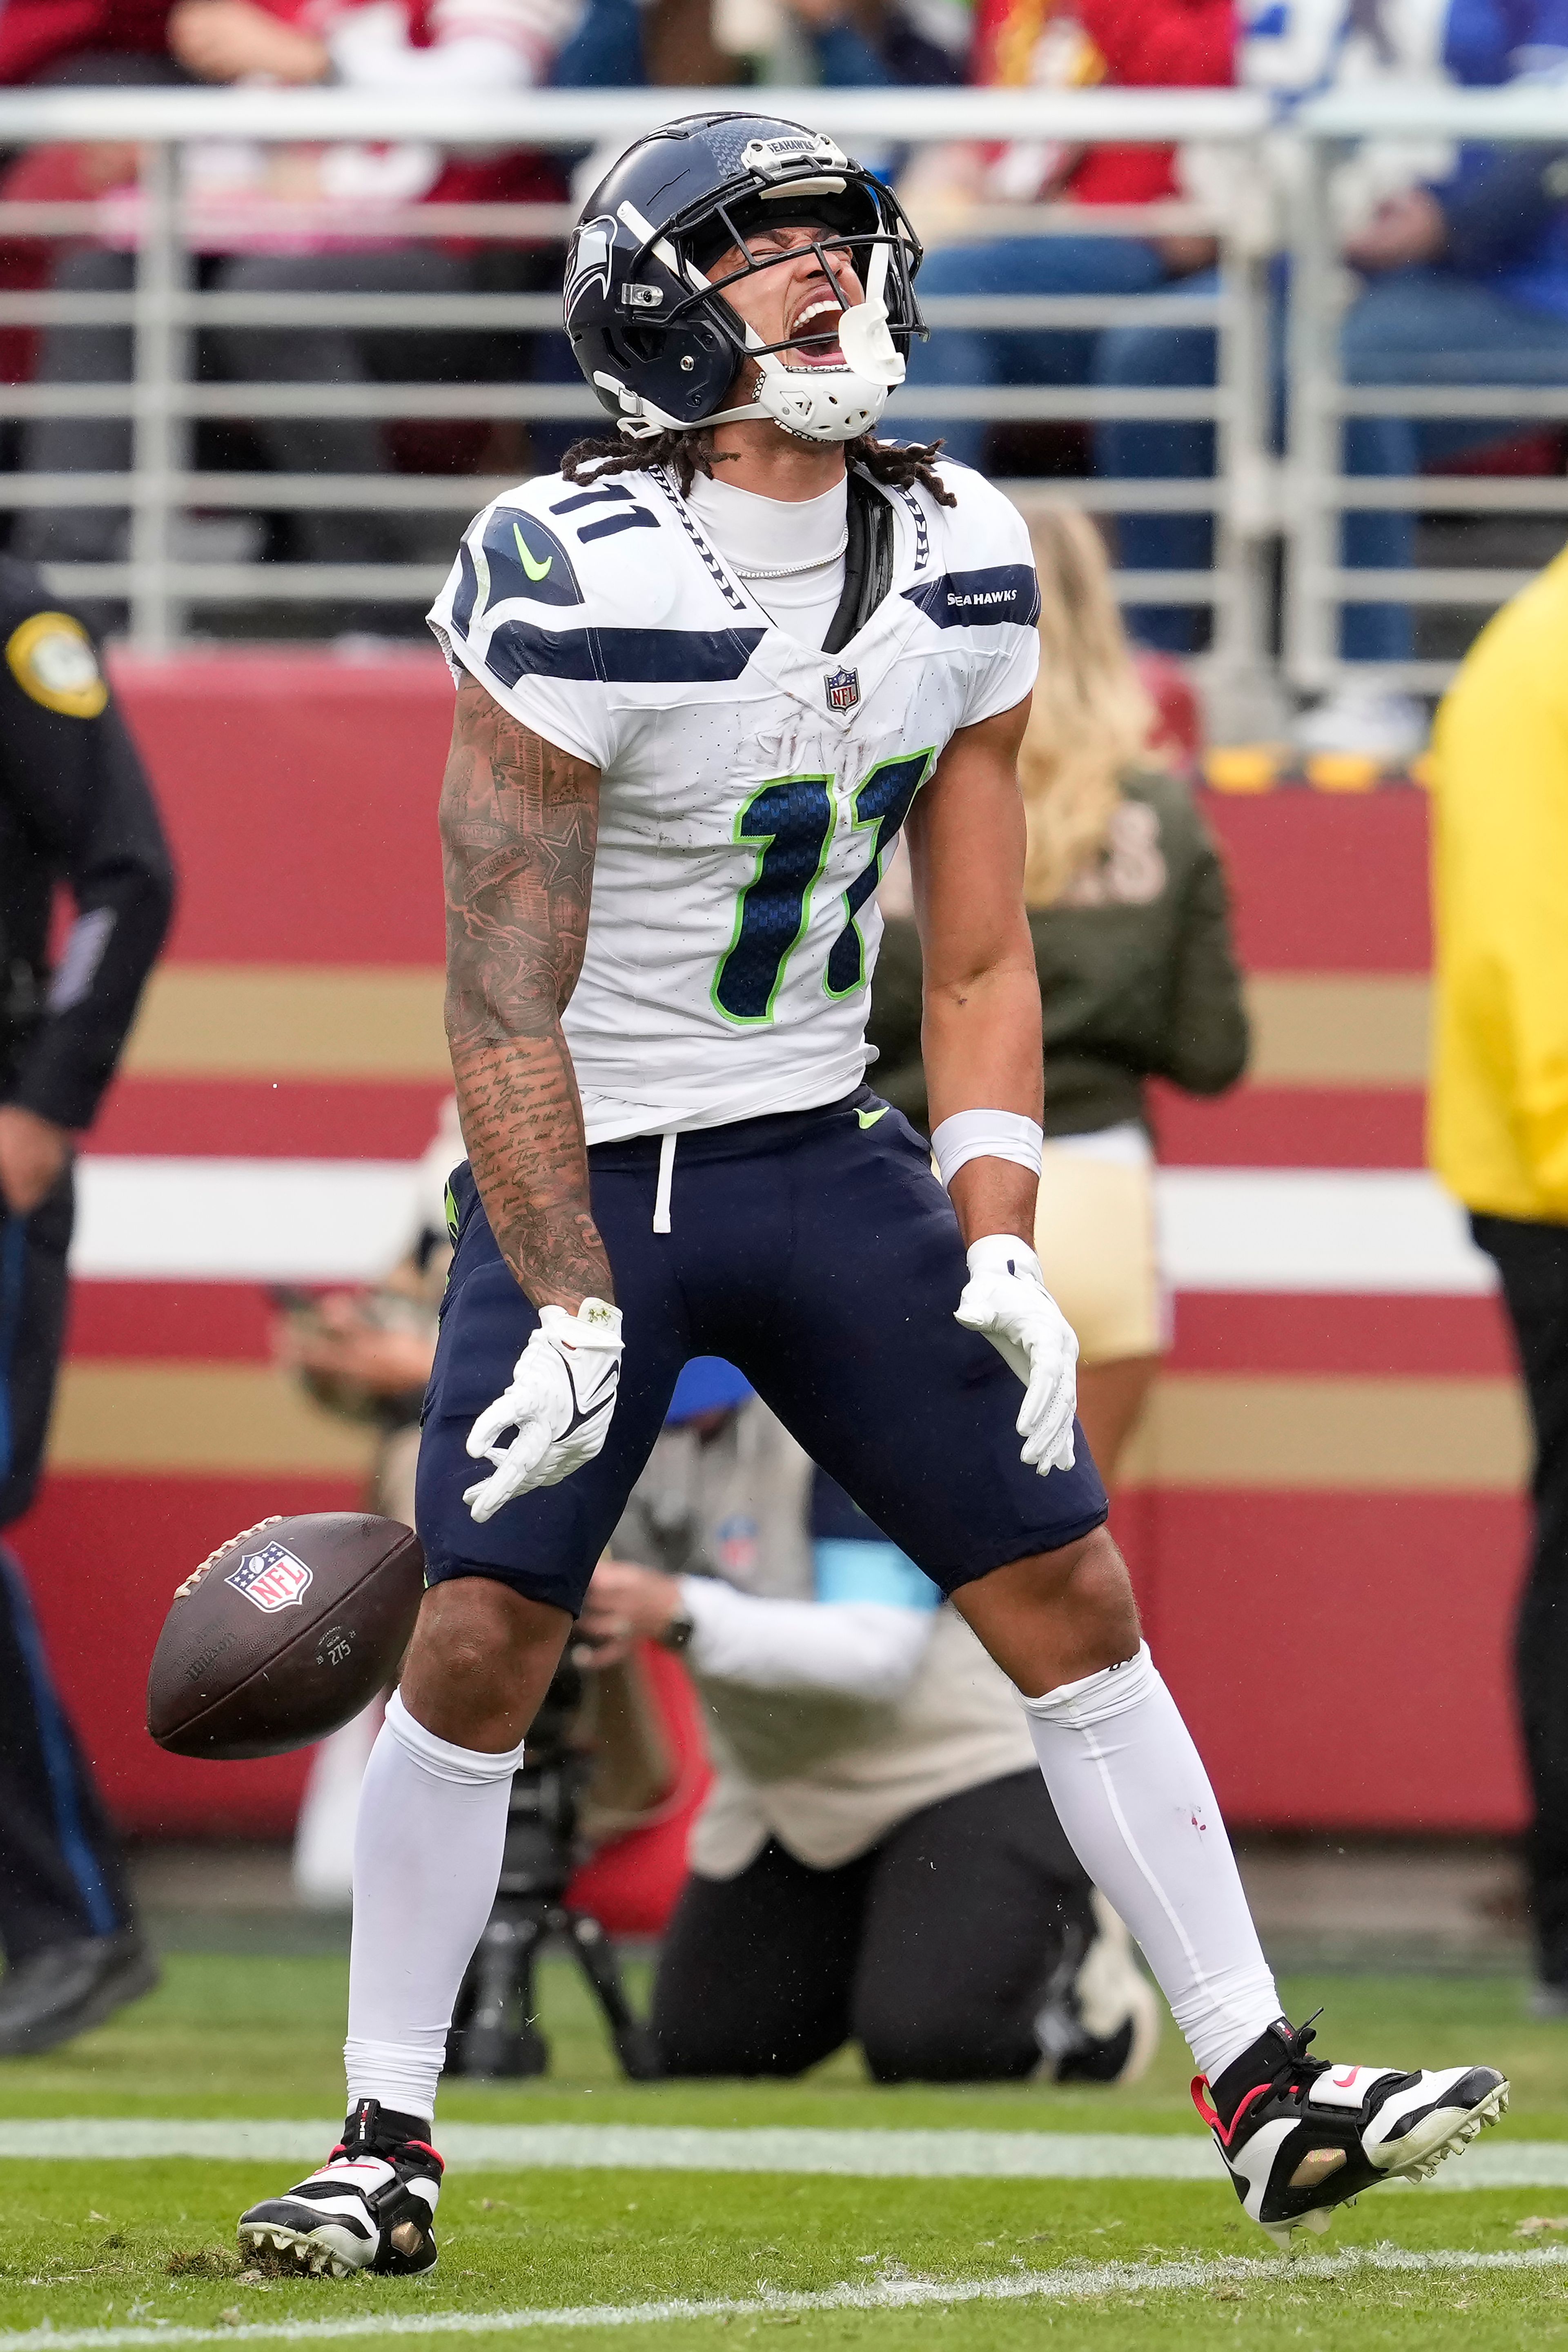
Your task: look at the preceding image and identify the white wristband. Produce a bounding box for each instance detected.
[931,1108,1045,1191]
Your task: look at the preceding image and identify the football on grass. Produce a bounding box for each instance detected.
[147,1513,425,1760]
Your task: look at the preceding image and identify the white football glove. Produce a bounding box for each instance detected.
[463,1298,624,1524]
[953,1234,1079,1477]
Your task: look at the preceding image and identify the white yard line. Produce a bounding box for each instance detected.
[0,2123,1215,2177]
[1,2120,1564,2188]
[3,2245,1568,2350]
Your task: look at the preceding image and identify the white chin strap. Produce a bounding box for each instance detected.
[742,338,900,443]
[736,237,906,443]
[604,238,908,446]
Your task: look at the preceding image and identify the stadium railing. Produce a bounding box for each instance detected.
[4,82,1555,708]
[1291,80,1568,698]
[0,81,1276,712]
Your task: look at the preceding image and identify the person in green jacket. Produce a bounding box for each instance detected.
[869,508,1248,1482]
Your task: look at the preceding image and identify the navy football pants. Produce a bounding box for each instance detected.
[416,1090,1109,1618]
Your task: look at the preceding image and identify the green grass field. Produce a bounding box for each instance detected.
[3,1950,1568,2349]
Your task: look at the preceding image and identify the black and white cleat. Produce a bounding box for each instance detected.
[1195,2016,1509,2248]
[238,2098,443,2278]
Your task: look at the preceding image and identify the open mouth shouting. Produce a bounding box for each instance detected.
[785,289,848,369]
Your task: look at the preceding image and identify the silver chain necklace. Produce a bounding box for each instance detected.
[730,532,849,582]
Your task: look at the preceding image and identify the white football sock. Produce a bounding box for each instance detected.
[1022,1642,1281,2082]
[343,1690,523,2123]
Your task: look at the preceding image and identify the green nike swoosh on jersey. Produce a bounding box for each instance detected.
[514,521,552,582]
[857,1105,890,1130]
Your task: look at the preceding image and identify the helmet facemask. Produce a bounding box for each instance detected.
[699,210,912,444]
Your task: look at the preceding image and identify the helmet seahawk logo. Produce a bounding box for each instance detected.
[226,1540,314,1615]
[825,665,860,713]
[564,215,616,324]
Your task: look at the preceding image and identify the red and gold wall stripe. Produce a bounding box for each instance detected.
[9,653,1527,1839]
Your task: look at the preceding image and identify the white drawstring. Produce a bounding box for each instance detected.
[653,1130,677,1234]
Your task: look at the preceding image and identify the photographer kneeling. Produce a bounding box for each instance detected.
[582,1362,1158,2086]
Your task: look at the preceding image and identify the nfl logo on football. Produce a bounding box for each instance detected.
[825,666,860,713]
[226,1540,314,1614]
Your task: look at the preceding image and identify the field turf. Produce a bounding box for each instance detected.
[2,1950,1568,2348]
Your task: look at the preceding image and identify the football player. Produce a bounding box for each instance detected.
[239,112,1506,2277]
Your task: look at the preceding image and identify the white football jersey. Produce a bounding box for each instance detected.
[428,456,1040,1145]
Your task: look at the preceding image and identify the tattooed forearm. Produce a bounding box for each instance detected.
[440,676,613,1310]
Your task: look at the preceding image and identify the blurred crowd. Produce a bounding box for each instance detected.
[0,1,1562,720]
[0,4,1564,741]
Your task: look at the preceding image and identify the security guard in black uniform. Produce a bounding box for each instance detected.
[0,557,174,2054]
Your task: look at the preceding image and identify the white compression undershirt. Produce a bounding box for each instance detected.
[685,472,849,650]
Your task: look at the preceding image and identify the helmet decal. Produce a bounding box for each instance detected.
[739,131,849,180]
[564,216,617,327]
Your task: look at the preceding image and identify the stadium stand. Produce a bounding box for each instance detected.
[0,64,1554,708]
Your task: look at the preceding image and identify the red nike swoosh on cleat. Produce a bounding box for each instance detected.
[1332,2069,1360,2088]
[1191,2076,1272,2147]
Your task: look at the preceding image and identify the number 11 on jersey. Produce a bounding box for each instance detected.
[712,751,932,1026]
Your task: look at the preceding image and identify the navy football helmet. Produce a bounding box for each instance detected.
[562,113,925,445]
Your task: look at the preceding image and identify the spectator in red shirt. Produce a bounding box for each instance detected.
[897,0,1235,471]
[0,7,190,400]
[12,0,575,621]
[0,3,175,86]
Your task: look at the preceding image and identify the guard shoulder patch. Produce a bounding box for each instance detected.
[5,611,107,717]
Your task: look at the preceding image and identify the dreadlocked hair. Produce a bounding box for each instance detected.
[560,425,959,508]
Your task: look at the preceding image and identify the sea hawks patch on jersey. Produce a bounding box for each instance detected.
[427,457,1040,1145]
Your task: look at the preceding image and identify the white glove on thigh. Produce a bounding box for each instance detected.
[463,1298,624,1523]
[953,1234,1078,1477]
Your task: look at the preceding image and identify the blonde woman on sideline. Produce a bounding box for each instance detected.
[868,508,1249,1480]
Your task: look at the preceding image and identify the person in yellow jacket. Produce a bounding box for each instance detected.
[1430,542,1568,2014]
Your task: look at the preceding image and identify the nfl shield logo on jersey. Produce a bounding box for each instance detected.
[226,1541,314,1614]
[825,666,860,713]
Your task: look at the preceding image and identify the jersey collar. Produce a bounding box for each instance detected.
[649,464,927,731]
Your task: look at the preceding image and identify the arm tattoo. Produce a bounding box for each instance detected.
[440,675,613,1310]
